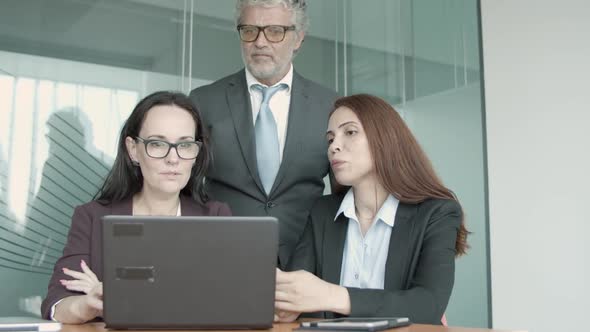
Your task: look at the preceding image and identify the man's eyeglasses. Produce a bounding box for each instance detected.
[237,25,296,43]
[135,137,201,160]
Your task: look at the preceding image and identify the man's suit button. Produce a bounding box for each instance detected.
[266,201,276,208]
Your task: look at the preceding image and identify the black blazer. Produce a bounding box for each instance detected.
[288,194,462,325]
[189,69,338,268]
[41,195,231,319]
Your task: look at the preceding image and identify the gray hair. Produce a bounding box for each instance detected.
[235,0,309,34]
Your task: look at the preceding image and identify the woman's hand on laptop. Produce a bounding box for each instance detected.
[60,260,103,319]
[275,269,351,315]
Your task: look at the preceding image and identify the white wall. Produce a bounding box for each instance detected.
[481,1,590,332]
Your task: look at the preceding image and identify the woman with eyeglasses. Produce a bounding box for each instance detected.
[41,91,231,324]
[274,94,469,324]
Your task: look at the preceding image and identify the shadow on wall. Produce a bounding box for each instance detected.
[0,108,110,316]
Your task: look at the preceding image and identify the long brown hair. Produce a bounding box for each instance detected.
[333,94,469,256]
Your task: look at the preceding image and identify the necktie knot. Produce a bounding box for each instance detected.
[253,83,287,105]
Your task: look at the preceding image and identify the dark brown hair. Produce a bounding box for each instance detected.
[333,94,469,256]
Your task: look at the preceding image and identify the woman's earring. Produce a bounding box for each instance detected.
[132,160,140,166]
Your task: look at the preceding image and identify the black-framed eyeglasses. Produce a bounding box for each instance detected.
[135,137,202,160]
[237,25,296,43]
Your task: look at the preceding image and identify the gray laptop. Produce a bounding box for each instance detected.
[101,215,278,330]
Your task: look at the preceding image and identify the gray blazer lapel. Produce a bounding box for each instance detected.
[384,203,415,287]
[225,72,265,194]
[269,71,309,196]
[322,214,348,285]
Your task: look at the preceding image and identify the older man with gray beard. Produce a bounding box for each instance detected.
[190,0,338,268]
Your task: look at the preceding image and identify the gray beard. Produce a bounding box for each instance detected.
[247,63,283,82]
[243,54,291,84]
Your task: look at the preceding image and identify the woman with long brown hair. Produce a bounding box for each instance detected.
[275,94,468,325]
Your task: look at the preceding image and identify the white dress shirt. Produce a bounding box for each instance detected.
[245,65,293,161]
[335,188,399,289]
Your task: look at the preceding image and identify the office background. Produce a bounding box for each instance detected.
[4,1,585,332]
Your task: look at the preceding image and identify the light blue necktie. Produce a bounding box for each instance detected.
[253,83,287,194]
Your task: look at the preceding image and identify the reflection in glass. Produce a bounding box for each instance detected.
[0,72,138,316]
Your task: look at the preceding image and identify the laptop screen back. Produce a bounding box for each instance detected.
[102,215,278,329]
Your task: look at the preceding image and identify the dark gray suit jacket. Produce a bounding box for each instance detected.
[288,194,462,325]
[189,69,338,268]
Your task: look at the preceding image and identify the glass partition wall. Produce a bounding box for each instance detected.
[0,0,488,327]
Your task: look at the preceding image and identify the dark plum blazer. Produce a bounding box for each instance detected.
[41,195,231,319]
